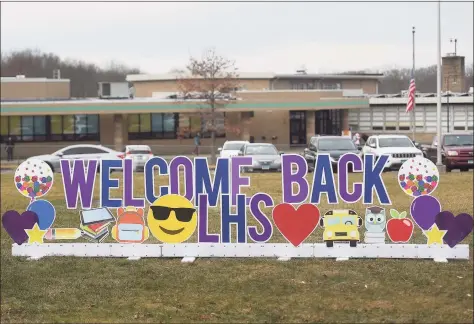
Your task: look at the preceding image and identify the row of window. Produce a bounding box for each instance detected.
[291,82,342,90]
[127,113,226,140]
[0,115,100,142]
[1,112,229,143]
[349,105,474,133]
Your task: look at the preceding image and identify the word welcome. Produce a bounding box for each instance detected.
[60,154,391,210]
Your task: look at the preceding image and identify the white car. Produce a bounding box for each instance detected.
[28,144,124,173]
[362,135,423,170]
[124,145,153,171]
[218,141,249,158]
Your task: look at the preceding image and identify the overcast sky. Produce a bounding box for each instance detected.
[1,1,473,74]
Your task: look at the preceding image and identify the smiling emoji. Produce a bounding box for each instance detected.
[147,194,197,243]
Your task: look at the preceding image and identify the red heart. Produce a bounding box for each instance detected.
[272,203,320,247]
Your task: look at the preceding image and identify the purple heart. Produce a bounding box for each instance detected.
[2,210,39,245]
[435,211,474,248]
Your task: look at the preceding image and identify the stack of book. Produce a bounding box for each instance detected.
[364,232,386,244]
[80,222,110,243]
[79,208,115,243]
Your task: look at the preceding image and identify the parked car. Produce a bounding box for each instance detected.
[303,136,361,172]
[412,140,424,154]
[361,135,424,170]
[423,133,473,172]
[238,143,284,172]
[218,141,249,158]
[124,145,153,171]
[27,144,124,173]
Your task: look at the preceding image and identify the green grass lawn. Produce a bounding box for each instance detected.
[1,171,474,323]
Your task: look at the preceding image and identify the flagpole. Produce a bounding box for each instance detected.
[412,26,416,141]
[436,1,443,167]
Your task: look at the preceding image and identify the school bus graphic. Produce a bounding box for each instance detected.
[319,209,363,247]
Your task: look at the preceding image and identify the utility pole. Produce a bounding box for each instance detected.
[436,1,443,168]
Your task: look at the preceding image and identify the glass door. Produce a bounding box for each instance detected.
[289,111,307,145]
[315,110,342,135]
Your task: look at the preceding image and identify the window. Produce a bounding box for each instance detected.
[0,117,7,136]
[223,142,246,150]
[128,113,178,140]
[292,83,308,90]
[443,134,473,146]
[0,116,49,142]
[62,147,84,155]
[102,83,111,96]
[245,145,277,155]
[351,104,473,134]
[83,147,108,154]
[1,115,99,142]
[317,138,356,150]
[379,137,414,148]
[322,82,341,90]
[176,113,226,139]
[49,115,100,141]
[61,146,108,155]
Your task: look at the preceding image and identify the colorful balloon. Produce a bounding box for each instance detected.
[410,195,442,230]
[398,157,440,197]
[14,159,54,200]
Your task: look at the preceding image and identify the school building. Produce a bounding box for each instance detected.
[0,55,473,159]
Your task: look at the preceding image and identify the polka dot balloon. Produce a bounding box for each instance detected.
[14,159,54,201]
[398,156,439,197]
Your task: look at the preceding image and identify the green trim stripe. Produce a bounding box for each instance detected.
[0,100,368,113]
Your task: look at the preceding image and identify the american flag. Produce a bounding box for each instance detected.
[406,73,416,113]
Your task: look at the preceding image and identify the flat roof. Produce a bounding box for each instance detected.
[273,73,384,80]
[1,91,472,108]
[1,77,70,83]
[0,96,369,115]
[126,72,275,82]
[369,96,473,105]
[126,72,384,82]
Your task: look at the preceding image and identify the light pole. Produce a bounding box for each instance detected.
[450,38,457,56]
[412,26,416,141]
[436,1,443,168]
[446,89,450,133]
[445,75,458,133]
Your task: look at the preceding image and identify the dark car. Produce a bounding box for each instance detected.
[424,133,474,172]
[303,136,362,172]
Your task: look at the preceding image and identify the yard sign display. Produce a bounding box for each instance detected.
[3,154,473,262]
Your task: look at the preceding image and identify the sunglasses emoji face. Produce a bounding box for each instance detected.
[147,194,197,243]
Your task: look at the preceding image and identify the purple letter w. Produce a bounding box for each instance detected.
[60,160,97,209]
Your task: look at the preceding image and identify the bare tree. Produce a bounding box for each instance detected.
[176,49,240,164]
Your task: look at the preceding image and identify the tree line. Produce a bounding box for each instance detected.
[1,49,473,97]
[377,64,474,94]
[1,49,141,98]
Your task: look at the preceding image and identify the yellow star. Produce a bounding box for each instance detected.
[424,224,447,245]
[25,223,47,244]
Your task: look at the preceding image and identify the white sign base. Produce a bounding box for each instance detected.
[11,243,469,262]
